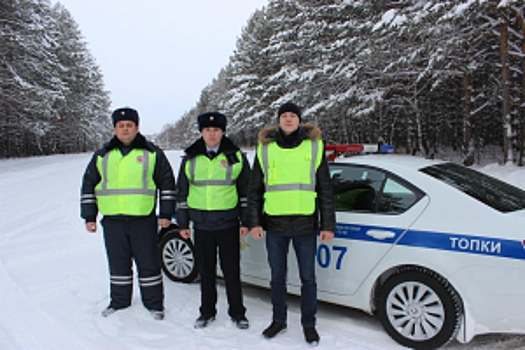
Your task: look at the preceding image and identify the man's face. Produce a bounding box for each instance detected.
[202,127,224,149]
[279,112,300,135]
[114,120,139,146]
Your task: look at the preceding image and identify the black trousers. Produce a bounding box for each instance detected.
[101,215,164,311]
[194,225,246,319]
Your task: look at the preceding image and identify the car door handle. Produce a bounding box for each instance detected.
[366,230,396,240]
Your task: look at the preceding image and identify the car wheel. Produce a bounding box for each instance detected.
[158,230,198,283]
[376,267,462,349]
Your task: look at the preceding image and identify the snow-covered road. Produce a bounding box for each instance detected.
[0,151,524,349]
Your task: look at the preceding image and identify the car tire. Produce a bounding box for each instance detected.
[376,267,462,349]
[158,230,198,283]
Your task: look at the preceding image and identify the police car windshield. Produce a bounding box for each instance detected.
[420,163,525,213]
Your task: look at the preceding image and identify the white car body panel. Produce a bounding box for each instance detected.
[239,154,525,343]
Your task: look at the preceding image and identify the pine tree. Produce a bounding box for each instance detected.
[164,0,524,165]
[0,0,111,158]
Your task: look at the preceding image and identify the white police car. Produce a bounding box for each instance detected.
[159,144,525,349]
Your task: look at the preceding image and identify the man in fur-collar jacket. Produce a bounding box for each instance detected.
[177,111,250,330]
[248,101,336,345]
[81,107,176,321]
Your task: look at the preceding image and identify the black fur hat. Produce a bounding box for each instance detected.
[198,112,227,131]
[112,107,139,126]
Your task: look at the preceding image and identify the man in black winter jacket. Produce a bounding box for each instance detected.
[81,107,176,320]
[177,111,250,330]
[248,102,336,345]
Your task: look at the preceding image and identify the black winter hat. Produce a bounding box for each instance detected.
[277,101,302,121]
[112,107,139,127]
[198,111,227,132]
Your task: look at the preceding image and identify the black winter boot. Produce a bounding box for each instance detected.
[194,315,215,329]
[303,327,320,345]
[262,321,287,339]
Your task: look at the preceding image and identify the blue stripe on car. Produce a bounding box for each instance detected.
[335,223,525,261]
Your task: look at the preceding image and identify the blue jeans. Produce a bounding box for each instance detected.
[266,231,317,327]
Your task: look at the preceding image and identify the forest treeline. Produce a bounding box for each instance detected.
[157,0,524,166]
[1,0,111,158]
[3,0,524,165]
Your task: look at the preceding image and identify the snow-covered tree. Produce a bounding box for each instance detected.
[0,0,111,158]
[165,0,524,165]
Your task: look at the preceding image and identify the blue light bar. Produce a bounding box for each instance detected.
[380,144,394,153]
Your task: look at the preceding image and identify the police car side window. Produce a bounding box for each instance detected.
[330,165,385,212]
[377,178,418,214]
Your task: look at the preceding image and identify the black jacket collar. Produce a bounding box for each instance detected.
[271,127,309,149]
[184,136,241,164]
[103,133,153,153]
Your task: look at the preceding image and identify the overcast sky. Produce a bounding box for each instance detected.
[53,0,269,135]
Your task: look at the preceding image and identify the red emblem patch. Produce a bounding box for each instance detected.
[137,156,144,163]
[220,160,228,167]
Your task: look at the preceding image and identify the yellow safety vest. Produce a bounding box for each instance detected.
[185,151,243,210]
[95,148,156,216]
[258,139,323,215]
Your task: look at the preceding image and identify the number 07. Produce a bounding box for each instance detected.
[317,244,347,270]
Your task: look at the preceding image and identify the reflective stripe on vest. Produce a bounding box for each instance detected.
[188,156,235,187]
[185,152,242,211]
[95,149,156,215]
[258,139,323,215]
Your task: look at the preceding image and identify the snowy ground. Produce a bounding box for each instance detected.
[1,150,525,350]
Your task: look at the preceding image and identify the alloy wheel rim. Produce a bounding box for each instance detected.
[162,238,194,278]
[386,281,445,340]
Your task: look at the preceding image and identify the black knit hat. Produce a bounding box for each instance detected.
[198,111,227,132]
[277,101,302,121]
[112,107,139,127]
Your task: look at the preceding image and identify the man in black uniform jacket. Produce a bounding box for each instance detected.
[81,107,176,320]
[177,112,250,330]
